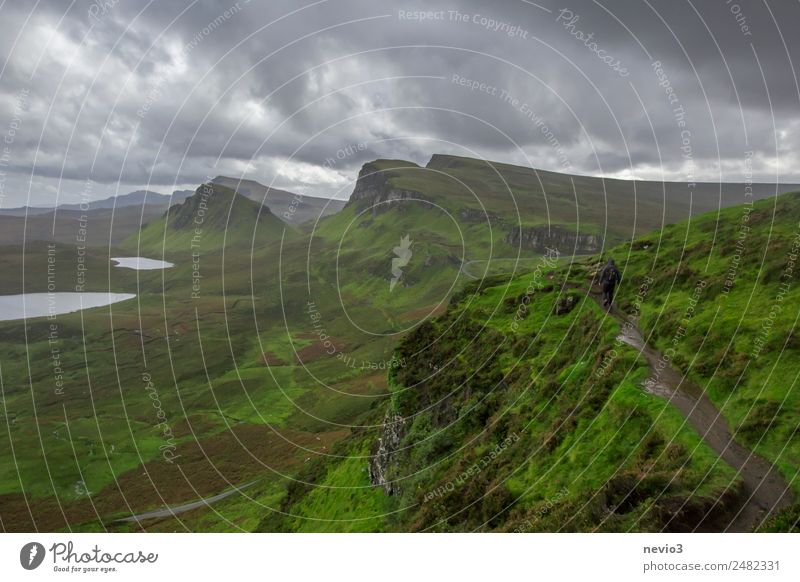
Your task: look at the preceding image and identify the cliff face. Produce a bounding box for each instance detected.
[368,411,406,495]
[347,162,427,216]
[458,207,503,224]
[504,225,602,254]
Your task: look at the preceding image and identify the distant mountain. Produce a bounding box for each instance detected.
[0,206,53,217]
[347,154,800,252]
[0,188,195,216]
[0,189,198,245]
[1,178,345,225]
[0,206,169,246]
[63,189,163,210]
[58,188,196,210]
[211,175,346,224]
[126,182,295,256]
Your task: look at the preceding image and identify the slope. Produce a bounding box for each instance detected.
[260,189,800,533]
[124,182,293,258]
[346,154,800,252]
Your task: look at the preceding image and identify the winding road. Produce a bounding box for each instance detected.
[109,481,257,525]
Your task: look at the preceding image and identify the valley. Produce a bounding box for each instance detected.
[0,155,797,532]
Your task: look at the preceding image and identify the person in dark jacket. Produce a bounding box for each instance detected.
[599,258,621,309]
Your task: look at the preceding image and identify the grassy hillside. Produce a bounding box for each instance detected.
[261,190,800,532]
[608,191,800,505]
[1,157,797,533]
[124,183,293,258]
[359,154,799,245]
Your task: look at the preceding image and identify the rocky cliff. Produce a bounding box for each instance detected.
[347,162,428,216]
[368,411,406,495]
[504,225,602,254]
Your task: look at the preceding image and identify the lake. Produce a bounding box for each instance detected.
[111,257,174,270]
[0,292,136,322]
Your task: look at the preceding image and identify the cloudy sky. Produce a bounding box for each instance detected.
[0,0,798,206]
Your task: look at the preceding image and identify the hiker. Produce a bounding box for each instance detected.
[599,258,621,309]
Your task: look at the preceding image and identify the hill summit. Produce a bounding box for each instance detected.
[125,182,291,255]
[167,182,275,229]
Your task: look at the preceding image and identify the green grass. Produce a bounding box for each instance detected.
[124,183,296,258]
[598,192,800,493]
[282,443,390,533]
[265,190,800,532]
[356,154,798,244]
[1,166,797,532]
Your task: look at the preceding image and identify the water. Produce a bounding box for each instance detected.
[111,257,174,270]
[0,292,136,322]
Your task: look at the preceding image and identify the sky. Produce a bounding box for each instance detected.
[0,0,798,207]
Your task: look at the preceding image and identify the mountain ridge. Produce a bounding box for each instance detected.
[344,154,800,252]
[211,175,346,224]
[0,189,194,216]
[124,182,292,256]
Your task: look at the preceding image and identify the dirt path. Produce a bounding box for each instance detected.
[460,262,791,530]
[583,287,792,531]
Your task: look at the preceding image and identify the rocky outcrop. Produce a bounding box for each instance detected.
[504,225,602,254]
[368,411,406,495]
[458,207,503,224]
[553,294,579,315]
[347,162,427,217]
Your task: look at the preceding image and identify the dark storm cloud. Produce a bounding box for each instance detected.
[0,0,798,206]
